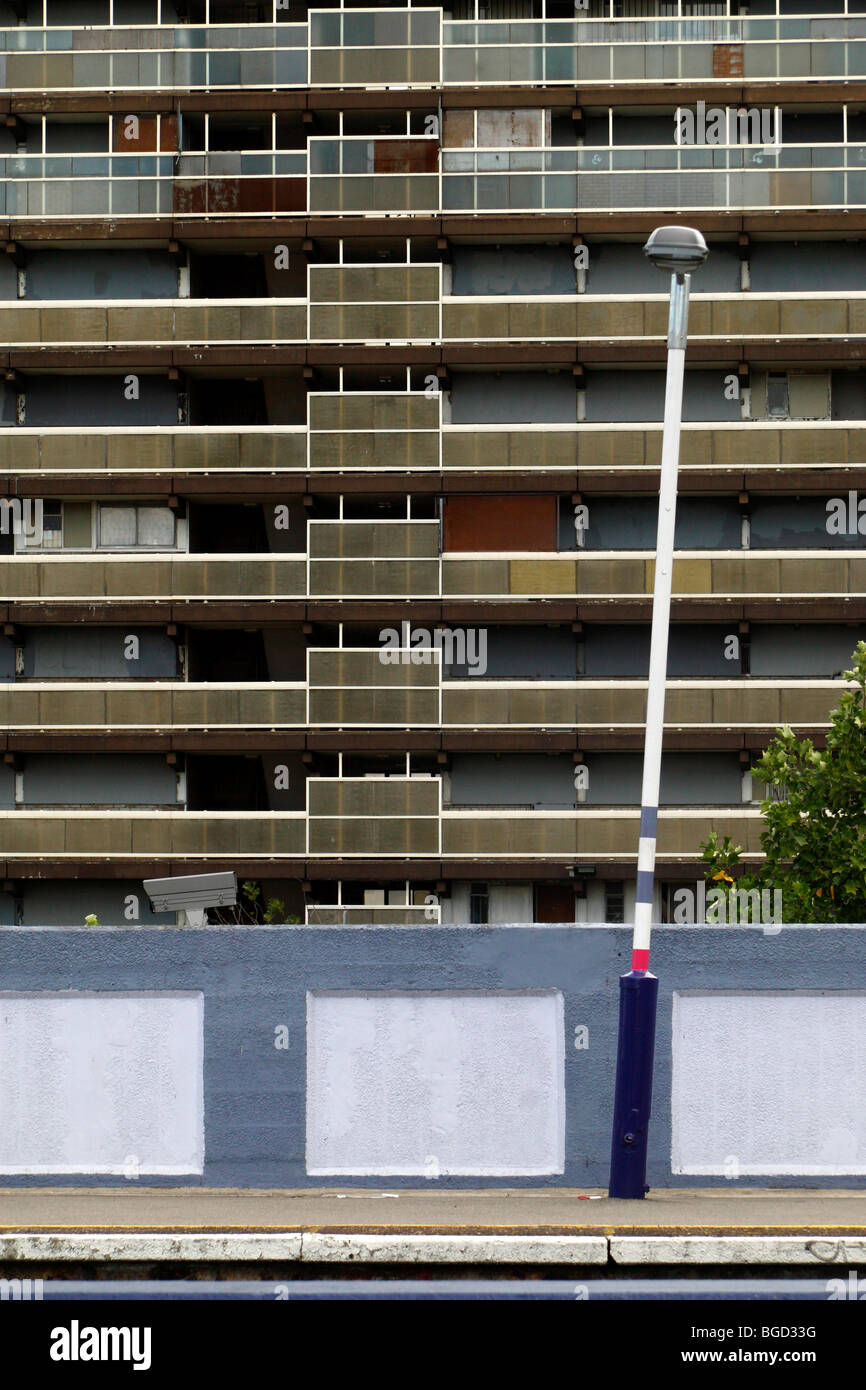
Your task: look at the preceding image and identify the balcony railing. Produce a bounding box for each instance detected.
[4,417,864,479]
[3,287,863,349]
[1,549,861,604]
[0,803,765,864]
[5,141,866,218]
[0,673,845,736]
[0,13,863,92]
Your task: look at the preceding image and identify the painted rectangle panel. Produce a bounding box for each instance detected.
[443,496,556,552]
[0,992,204,1175]
[306,990,564,1176]
[672,991,866,1176]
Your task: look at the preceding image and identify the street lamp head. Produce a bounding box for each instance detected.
[643,225,708,276]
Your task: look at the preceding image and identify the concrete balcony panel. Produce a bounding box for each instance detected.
[440,809,764,859]
[310,688,441,725]
[309,520,439,559]
[309,650,439,688]
[0,811,305,859]
[0,557,306,602]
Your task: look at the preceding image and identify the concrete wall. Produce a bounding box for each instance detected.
[450,372,576,424]
[0,991,203,1176]
[21,753,177,806]
[448,751,742,807]
[563,497,742,550]
[448,626,577,679]
[586,243,741,295]
[585,371,741,423]
[0,925,862,1188]
[672,990,866,1177]
[307,990,564,1176]
[751,243,866,293]
[23,627,178,679]
[750,625,866,677]
[751,496,866,549]
[19,880,176,929]
[26,251,178,301]
[0,763,14,809]
[451,245,576,296]
[583,625,735,678]
[25,376,178,427]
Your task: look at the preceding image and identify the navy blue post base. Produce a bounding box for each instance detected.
[608,970,659,1199]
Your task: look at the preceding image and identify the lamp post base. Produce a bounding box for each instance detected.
[608,969,659,1200]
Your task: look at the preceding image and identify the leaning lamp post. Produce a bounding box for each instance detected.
[608,226,709,1199]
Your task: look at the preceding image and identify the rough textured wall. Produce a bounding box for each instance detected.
[0,926,862,1189]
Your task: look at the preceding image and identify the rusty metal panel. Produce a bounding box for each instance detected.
[372,140,439,174]
[713,44,744,78]
[443,496,556,552]
[476,109,546,148]
[442,110,474,149]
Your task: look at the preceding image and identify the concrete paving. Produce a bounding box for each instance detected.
[0,1187,864,1235]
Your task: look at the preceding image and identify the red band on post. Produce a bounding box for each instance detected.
[632,949,650,972]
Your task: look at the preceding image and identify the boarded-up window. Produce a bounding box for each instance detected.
[98,505,175,549]
[112,115,178,153]
[99,507,136,547]
[443,496,556,551]
[372,139,439,174]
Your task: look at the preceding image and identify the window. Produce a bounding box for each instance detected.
[99,506,175,549]
[766,373,790,419]
[604,880,625,925]
[469,882,489,924]
[20,504,177,552]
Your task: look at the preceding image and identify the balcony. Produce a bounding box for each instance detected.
[0,24,308,93]
[308,519,441,599]
[0,426,307,475]
[5,141,866,220]
[0,809,306,859]
[0,555,306,602]
[0,804,763,864]
[0,683,306,731]
[443,422,866,476]
[0,548,861,606]
[0,13,861,94]
[4,287,862,351]
[0,672,845,737]
[441,552,866,601]
[0,151,306,220]
[0,299,306,348]
[307,776,442,856]
[3,417,863,481]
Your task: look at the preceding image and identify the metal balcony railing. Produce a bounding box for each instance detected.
[0,12,863,92]
[5,140,866,218]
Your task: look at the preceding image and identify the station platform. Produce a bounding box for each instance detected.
[1,1188,864,1266]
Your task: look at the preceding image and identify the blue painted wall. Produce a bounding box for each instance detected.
[0,925,861,1190]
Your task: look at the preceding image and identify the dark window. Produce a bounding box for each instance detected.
[604,880,625,925]
[767,373,790,419]
[469,882,489,924]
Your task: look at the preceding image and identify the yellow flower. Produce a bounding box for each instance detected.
[712,871,733,883]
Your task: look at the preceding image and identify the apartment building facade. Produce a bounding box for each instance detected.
[1,0,864,930]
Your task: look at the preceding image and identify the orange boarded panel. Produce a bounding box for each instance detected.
[372,139,439,174]
[712,44,744,78]
[443,496,557,552]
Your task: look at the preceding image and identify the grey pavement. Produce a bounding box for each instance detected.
[0,1187,864,1234]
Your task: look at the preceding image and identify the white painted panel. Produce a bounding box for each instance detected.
[672,991,866,1176]
[0,992,204,1175]
[306,990,564,1176]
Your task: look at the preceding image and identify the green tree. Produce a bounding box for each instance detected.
[700,640,866,922]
